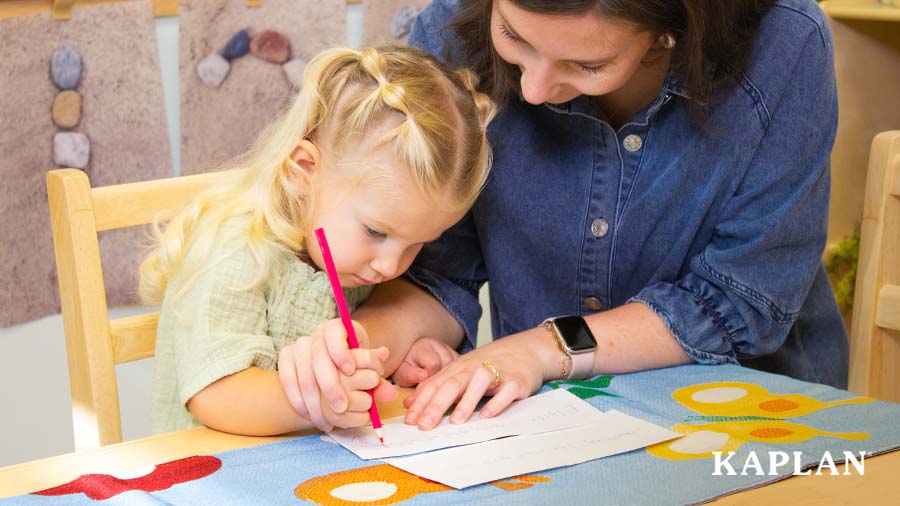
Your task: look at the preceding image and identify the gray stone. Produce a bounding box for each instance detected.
[53,132,90,169]
[390,5,419,38]
[197,53,230,88]
[283,57,308,88]
[50,44,82,90]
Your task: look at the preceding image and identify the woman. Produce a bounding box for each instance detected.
[291,0,848,432]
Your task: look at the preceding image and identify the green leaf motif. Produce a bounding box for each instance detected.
[548,375,618,400]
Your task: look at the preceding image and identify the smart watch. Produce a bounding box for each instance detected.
[542,316,598,380]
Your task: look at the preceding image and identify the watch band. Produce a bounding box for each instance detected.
[543,320,571,381]
[569,350,595,380]
[542,317,597,381]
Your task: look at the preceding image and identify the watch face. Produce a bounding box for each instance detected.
[554,316,597,352]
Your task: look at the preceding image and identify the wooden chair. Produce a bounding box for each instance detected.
[849,131,900,402]
[46,168,233,449]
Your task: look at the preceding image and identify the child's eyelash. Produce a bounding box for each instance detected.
[498,24,525,44]
[365,226,386,239]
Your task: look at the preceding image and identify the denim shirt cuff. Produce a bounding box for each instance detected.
[402,267,481,354]
[630,281,739,365]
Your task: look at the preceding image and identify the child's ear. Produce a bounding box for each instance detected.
[286,140,321,194]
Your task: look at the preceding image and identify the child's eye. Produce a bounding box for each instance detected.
[499,24,525,44]
[574,62,609,75]
[365,225,386,239]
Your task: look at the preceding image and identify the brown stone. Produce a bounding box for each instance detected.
[52,90,82,129]
[249,30,291,63]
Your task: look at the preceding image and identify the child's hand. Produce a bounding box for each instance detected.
[277,318,397,432]
[392,336,460,387]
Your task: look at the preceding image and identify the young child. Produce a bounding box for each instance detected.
[140,45,495,436]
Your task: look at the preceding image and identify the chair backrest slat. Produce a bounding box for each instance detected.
[92,171,230,231]
[849,131,900,403]
[110,312,160,363]
[46,168,240,449]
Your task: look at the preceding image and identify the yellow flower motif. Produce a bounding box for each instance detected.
[648,382,874,460]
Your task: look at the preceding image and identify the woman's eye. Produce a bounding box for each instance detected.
[365,226,386,239]
[499,24,525,44]
[575,62,609,75]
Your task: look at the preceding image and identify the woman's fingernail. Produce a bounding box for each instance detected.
[450,413,462,424]
[421,415,433,426]
[481,409,493,418]
[334,399,347,413]
[341,362,353,375]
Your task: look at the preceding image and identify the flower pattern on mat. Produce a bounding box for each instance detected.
[33,455,222,500]
[294,464,549,505]
[648,382,874,460]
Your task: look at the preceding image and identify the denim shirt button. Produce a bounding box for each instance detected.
[623,134,643,152]
[591,218,609,238]
[583,297,604,311]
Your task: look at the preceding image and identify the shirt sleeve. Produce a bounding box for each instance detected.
[630,28,838,364]
[404,212,487,353]
[408,0,460,63]
[170,242,277,406]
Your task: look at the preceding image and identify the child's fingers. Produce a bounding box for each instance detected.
[296,341,332,432]
[328,411,372,430]
[322,319,356,376]
[277,348,309,419]
[351,320,370,348]
[340,368,382,392]
[312,336,348,414]
[373,346,390,362]
[348,348,387,376]
[433,341,459,367]
[373,378,399,401]
[393,363,428,387]
[416,348,443,377]
[346,390,374,413]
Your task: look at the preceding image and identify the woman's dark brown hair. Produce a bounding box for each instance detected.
[446,0,775,110]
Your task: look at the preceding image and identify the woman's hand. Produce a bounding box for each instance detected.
[403,329,558,430]
[392,336,460,387]
[278,318,397,431]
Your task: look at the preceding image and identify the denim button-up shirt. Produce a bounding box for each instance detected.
[405,0,849,388]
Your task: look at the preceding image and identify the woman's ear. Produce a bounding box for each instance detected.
[286,139,321,194]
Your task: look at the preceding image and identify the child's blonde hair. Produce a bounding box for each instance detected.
[139,45,495,305]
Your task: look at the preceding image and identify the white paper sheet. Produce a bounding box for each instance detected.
[328,389,606,459]
[385,410,681,489]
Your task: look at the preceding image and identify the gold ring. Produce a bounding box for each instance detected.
[482,360,501,390]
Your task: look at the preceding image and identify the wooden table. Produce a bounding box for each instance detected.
[1,400,898,503]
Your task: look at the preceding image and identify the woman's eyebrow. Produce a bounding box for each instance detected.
[497,10,616,67]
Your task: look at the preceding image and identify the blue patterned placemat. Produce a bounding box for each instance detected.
[4,364,899,505]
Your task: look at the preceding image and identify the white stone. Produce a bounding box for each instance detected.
[53,132,90,169]
[283,57,308,89]
[197,53,230,88]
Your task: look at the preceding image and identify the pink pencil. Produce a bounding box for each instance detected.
[314,228,385,444]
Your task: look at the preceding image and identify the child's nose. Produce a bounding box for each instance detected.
[371,254,402,280]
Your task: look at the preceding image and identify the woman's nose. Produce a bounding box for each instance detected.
[519,61,558,105]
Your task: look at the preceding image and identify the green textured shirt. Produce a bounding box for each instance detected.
[150,217,374,434]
